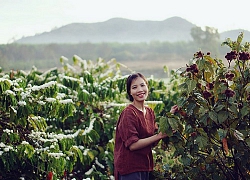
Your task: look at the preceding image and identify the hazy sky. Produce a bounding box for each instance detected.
[1,0,249,44]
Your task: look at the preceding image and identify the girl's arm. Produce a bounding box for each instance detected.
[129,132,167,151]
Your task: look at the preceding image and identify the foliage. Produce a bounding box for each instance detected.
[0,55,174,179]
[0,56,124,179]
[2,31,249,180]
[159,32,250,179]
[191,26,220,54]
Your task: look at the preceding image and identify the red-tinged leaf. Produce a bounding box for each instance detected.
[222,137,229,155]
[47,171,53,180]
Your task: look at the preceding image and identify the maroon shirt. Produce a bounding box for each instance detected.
[114,104,158,179]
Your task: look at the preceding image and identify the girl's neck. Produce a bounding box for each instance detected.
[132,101,145,111]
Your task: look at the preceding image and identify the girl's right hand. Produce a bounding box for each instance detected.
[170,105,179,114]
[158,132,168,139]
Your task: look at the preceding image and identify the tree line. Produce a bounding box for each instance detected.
[0,26,229,72]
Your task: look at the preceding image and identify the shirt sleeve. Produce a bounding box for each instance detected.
[118,108,140,148]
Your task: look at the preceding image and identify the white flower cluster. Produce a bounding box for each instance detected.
[103,114,111,119]
[0,77,13,85]
[28,129,82,150]
[4,90,16,96]
[59,99,73,104]
[83,149,89,156]
[31,81,57,91]
[59,74,79,83]
[48,152,65,159]
[82,89,89,94]
[18,101,26,106]
[21,141,29,145]
[3,129,14,134]
[85,165,95,175]
[37,100,46,105]
[56,93,66,99]
[46,97,56,102]
[0,142,15,156]
[82,119,95,135]
[95,157,104,169]
[20,91,31,100]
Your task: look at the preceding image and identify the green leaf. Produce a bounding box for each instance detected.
[70,146,84,163]
[187,102,196,115]
[181,155,191,166]
[168,117,179,131]
[196,135,208,149]
[200,113,208,125]
[178,82,188,91]
[240,106,249,117]
[237,32,243,45]
[186,79,197,93]
[87,150,95,161]
[159,116,169,133]
[218,129,228,139]
[218,111,228,123]
[209,111,218,123]
[244,82,250,92]
[214,104,224,112]
[228,103,238,115]
[25,144,35,159]
[246,138,250,147]
[197,58,205,70]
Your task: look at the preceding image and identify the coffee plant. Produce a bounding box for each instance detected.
[0,57,127,179]
[159,32,250,179]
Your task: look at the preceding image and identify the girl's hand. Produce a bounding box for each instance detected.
[158,132,168,139]
[170,105,179,114]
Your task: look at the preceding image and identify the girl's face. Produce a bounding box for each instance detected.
[130,77,148,102]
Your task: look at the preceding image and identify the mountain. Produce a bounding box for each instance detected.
[15,16,250,44]
[15,17,196,44]
[220,29,250,42]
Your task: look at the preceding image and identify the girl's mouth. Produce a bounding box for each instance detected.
[137,93,145,98]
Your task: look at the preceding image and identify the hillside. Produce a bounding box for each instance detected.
[220,29,250,41]
[15,16,250,45]
[15,16,197,44]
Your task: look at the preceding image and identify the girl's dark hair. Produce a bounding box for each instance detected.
[126,72,148,102]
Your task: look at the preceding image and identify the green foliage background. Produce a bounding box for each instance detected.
[1,29,250,180]
[157,32,250,179]
[0,55,179,179]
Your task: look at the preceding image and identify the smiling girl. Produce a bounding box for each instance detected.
[114,72,168,180]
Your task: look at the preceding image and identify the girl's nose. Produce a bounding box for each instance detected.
[137,87,143,91]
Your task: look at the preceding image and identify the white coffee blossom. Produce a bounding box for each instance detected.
[18,101,26,106]
[21,141,29,145]
[5,90,16,96]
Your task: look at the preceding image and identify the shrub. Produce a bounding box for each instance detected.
[159,32,250,179]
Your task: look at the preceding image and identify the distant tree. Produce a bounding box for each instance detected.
[191,26,220,55]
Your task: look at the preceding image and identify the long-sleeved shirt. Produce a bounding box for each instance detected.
[114,104,158,179]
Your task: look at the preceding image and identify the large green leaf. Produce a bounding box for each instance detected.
[218,111,228,124]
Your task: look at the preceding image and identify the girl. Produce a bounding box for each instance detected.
[114,73,168,180]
